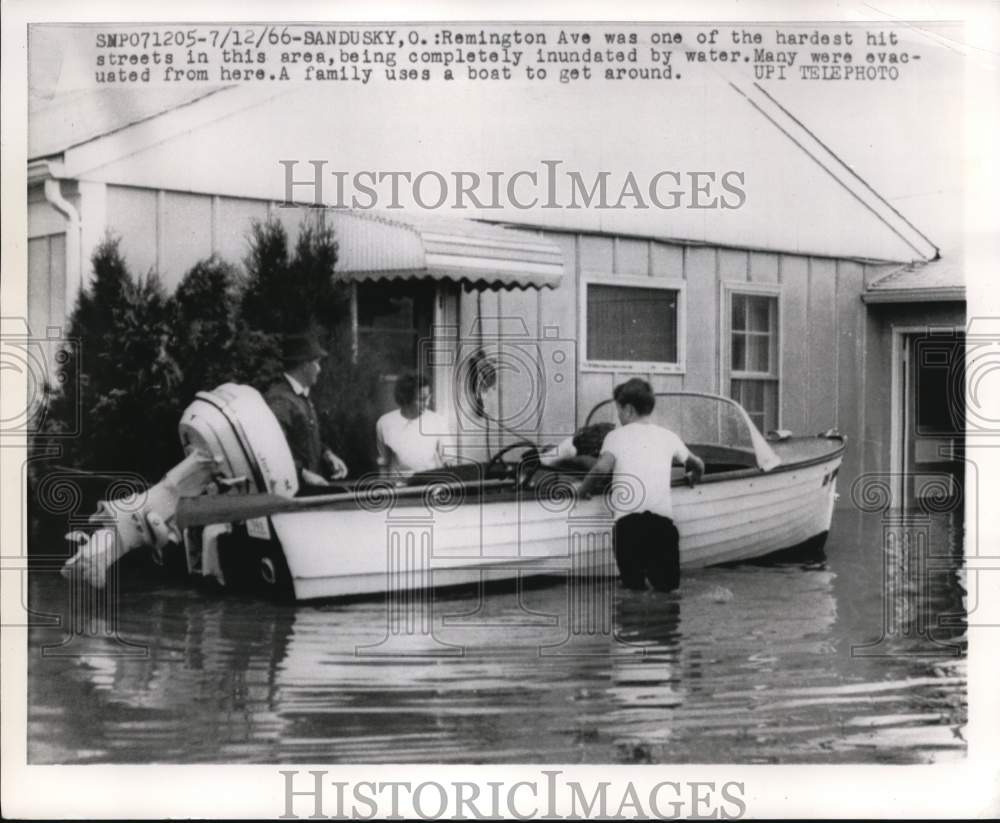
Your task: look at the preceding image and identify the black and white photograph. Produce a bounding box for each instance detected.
[2,1,998,818]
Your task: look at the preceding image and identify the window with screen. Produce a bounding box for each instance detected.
[727,291,779,433]
[583,279,683,370]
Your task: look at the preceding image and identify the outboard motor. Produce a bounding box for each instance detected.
[178,383,298,499]
[61,384,297,588]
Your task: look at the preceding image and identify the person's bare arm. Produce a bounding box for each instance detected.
[375,419,390,477]
[323,449,348,480]
[302,468,330,486]
[435,423,453,468]
[683,452,705,487]
[577,451,616,498]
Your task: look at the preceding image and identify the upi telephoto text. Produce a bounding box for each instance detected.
[280,771,747,820]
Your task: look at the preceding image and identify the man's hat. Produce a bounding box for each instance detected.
[282,333,328,365]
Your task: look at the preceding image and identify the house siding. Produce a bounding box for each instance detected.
[861,302,966,486]
[29,181,962,505]
[457,228,912,506]
[101,186,322,290]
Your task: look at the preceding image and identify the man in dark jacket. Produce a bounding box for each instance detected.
[265,333,348,490]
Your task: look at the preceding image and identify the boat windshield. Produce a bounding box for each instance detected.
[584,392,781,472]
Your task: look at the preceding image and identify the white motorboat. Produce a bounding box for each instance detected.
[61,385,845,601]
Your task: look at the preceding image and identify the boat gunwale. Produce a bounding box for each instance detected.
[177,387,845,524]
[583,390,845,474]
[267,437,845,514]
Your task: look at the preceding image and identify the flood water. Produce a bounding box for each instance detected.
[26,508,967,764]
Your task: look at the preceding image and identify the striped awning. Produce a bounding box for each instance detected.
[328,209,564,290]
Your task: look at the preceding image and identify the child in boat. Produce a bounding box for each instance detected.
[577,378,704,592]
[537,422,617,472]
[376,372,451,479]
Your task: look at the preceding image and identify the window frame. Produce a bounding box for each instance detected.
[720,281,782,432]
[579,273,687,374]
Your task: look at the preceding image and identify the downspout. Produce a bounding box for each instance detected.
[349,282,359,362]
[477,289,489,456]
[43,174,82,309]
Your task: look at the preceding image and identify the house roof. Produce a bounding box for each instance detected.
[29,82,938,264]
[863,252,965,303]
[29,87,227,159]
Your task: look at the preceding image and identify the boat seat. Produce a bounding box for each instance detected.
[541,455,597,474]
[406,463,487,487]
[689,443,758,473]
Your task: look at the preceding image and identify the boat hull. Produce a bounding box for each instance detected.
[246,442,843,601]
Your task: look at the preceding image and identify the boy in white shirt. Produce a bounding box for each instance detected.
[577,378,704,591]
[375,373,450,479]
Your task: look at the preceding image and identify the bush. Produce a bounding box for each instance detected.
[42,236,182,480]
[238,214,381,475]
[37,213,388,483]
[168,255,240,403]
[238,214,347,335]
[166,255,286,401]
[311,327,384,476]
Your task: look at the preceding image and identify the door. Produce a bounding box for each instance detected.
[900,332,965,507]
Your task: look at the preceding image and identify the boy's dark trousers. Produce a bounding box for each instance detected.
[613,512,681,591]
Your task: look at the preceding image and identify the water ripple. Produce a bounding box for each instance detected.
[27,509,966,764]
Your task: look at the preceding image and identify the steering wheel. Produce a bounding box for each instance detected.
[484,440,542,485]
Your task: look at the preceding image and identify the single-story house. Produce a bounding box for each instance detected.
[27,83,965,507]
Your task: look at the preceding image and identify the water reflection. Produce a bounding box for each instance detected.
[28,509,966,764]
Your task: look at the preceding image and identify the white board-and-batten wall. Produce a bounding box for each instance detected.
[29,181,894,496]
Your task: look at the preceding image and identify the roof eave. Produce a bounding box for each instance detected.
[491,218,918,266]
[27,158,65,185]
[862,287,966,304]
